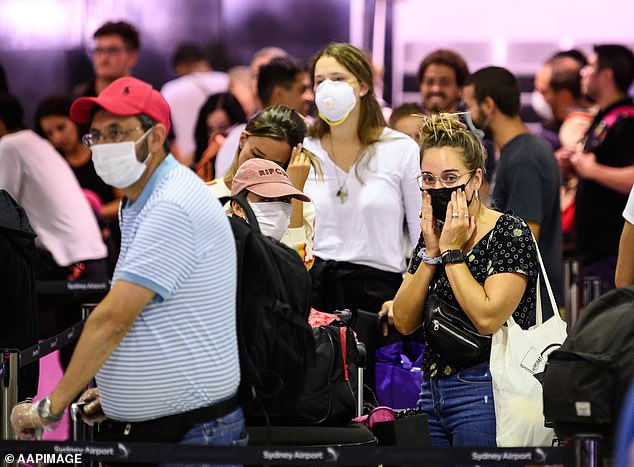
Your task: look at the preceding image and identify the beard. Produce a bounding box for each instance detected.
[424,94,451,113]
[472,113,493,140]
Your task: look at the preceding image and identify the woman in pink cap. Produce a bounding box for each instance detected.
[230,158,311,245]
[208,105,321,269]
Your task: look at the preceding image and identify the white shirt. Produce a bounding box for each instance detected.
[0,130,107,266]
[161,71,230,158]
[624,186,634,225]
[214,123,245,178]
[303,127,421,273]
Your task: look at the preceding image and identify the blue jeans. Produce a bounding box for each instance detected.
[159,407,248,467]
[418,362,497,447]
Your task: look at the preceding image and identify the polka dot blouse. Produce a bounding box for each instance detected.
[408,212,539,377]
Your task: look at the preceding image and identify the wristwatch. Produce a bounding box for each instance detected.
[441,249,464,265]
[37,397,63,424]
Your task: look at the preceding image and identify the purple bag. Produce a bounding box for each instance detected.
[375,341,425,409]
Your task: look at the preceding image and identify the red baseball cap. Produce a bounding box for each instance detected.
[70,77,171,133]
[231,159,311,202]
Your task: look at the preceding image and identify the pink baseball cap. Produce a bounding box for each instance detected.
[70,77,171,133]
[231,159,311,202]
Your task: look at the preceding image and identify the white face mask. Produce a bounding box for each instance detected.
[315,80,357,125]
[90,129,152,189]
[249,201,292,241]
[530,91,554,122]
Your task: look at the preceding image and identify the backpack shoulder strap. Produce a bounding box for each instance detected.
[218,195,261,234]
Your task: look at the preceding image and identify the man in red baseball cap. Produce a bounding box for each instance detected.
[69,76,172,194]
[12,76,245,450]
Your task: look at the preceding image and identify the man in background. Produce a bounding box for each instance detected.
[533,50,591,150]
[71,20,140,99]
[464,66,564,308]
[161,42,229,166]
[215,55,308,177]
[564,44,634,293]
[417,49,469,113]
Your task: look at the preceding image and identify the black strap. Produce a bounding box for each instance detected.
[218,195,261,234]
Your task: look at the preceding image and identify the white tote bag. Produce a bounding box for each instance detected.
[490,236,568,447]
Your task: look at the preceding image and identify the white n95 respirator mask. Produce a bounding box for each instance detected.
[315,80,358,126]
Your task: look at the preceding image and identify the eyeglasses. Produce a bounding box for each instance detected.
[82,126,143,148]
[90,46,128,56]
[417,170,476,189]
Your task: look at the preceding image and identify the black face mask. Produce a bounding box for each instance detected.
[426,184,475,221]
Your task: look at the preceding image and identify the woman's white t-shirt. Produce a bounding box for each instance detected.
[303,127,421,273]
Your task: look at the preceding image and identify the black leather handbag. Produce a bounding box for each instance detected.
[423,292,492,368]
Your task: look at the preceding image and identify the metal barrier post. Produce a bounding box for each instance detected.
[77,304,97,467]
[573,434,603,467]
[565,259,580,328]
[582,277,603,309]
[1,350,19,467]
[81,303,98,322]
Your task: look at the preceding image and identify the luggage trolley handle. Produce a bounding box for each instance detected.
[333,309,366,417]
[356,342,366,418]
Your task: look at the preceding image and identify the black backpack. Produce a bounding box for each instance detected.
[219,196,315,420]
[542,286,634,447]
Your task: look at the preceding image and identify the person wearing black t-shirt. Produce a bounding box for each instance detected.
[559,44,634,293]
[463,66,563,308]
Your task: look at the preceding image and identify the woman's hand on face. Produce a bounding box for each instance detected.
[439,189,475,252]
[286,144,310,191]
[420,191,440,256]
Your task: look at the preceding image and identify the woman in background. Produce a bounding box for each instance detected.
[193,92,247,181]
[35,95,122,223]
[35,95,121,271]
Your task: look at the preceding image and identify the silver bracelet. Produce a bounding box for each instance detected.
[418,247,441,265]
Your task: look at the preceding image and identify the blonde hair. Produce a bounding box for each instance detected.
[418,112,487,172]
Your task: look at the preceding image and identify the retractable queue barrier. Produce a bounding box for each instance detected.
[1,303,95,467]
[0,441,579,466]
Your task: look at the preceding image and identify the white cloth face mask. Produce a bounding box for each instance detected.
[249,201,292,241]
[315,80,357,125]
[530,91,554,122]
[91,129,153,189]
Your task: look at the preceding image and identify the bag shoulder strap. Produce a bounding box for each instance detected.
[602,105,634,127]
[531,233,558,326]
[588,104,634,147]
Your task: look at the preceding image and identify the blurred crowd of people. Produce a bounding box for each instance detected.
[1,18,633,456]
